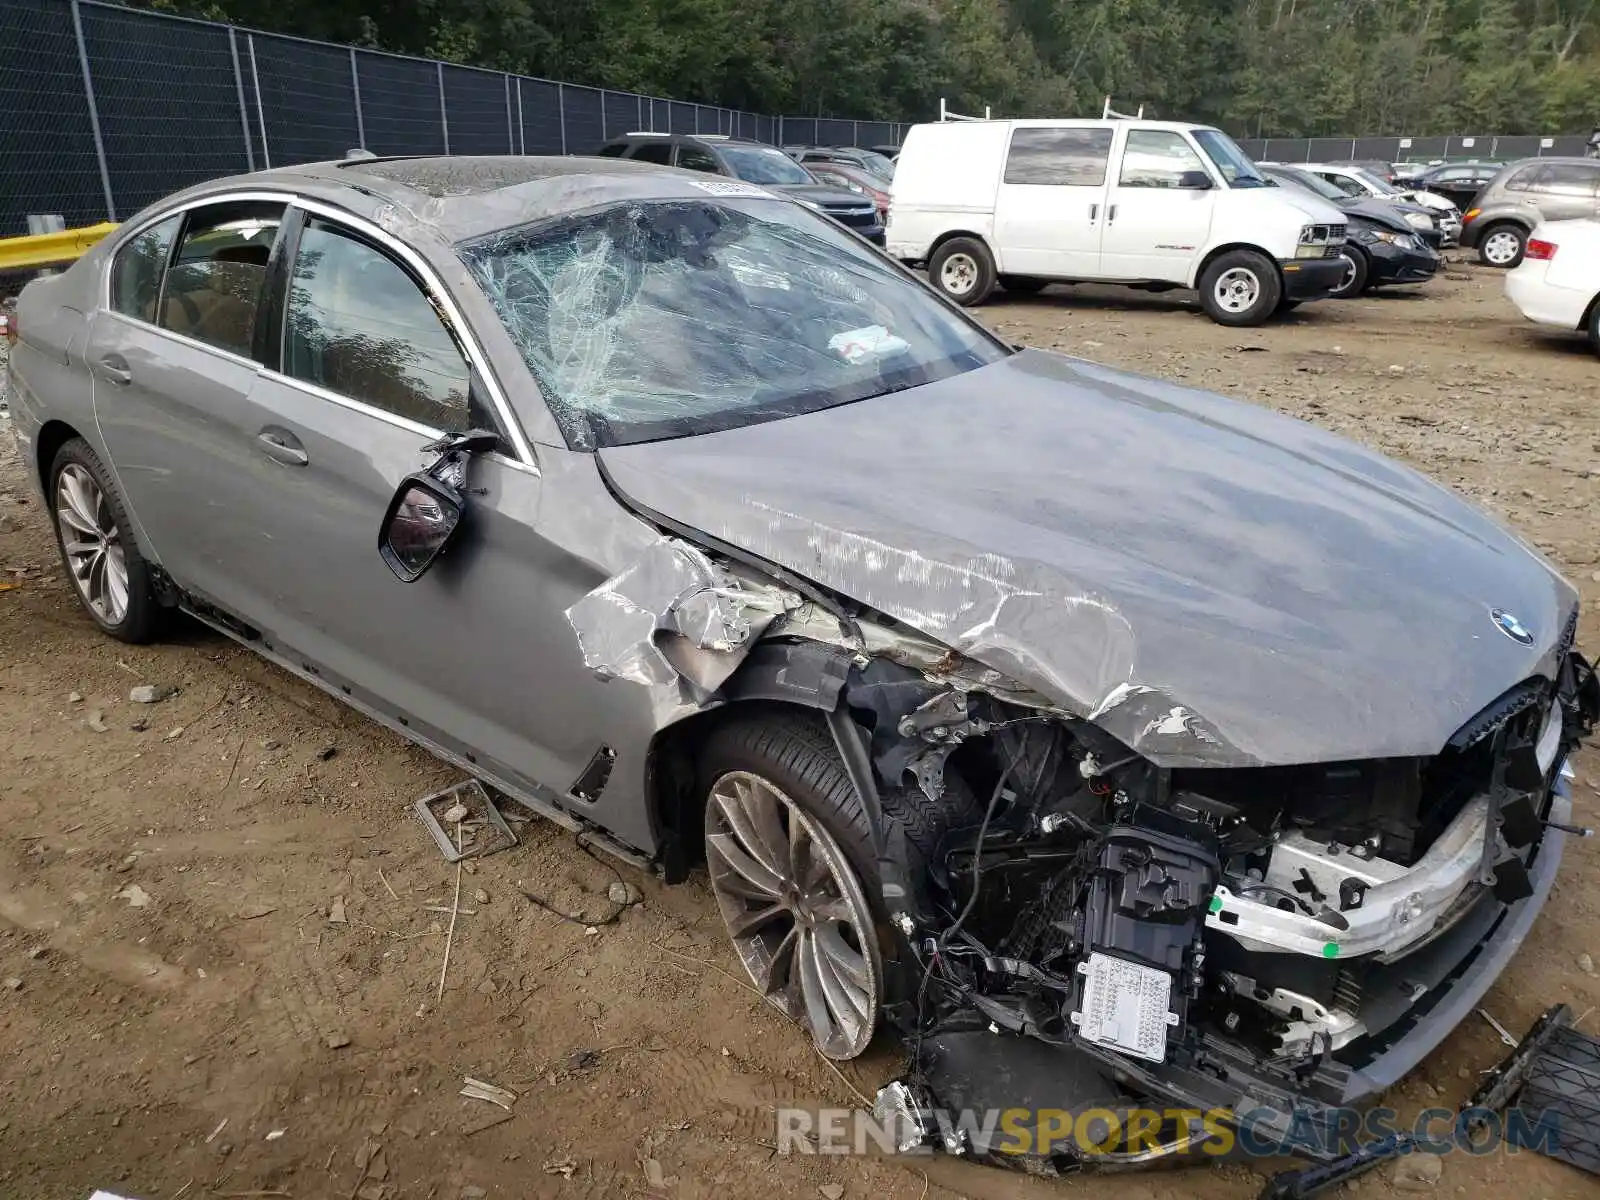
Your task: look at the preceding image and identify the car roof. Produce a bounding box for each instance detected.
[124,154,763,243]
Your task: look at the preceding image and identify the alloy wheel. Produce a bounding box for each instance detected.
[1338,255,1358,292]
[55,463,129,625]
[1483,229,1521,266]
[1213,266,1261,313]
[938,252,978,297]
[704,770,881,1059]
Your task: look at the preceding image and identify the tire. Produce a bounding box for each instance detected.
[696,710,978,1059]
[1330,248,1369,299]
[928,237,996,306]
[48,437,162,643]
[1477,222,1526,268]
[1587,297,1600,357]
[999,274,1048,294]
[1198,249,1281,326]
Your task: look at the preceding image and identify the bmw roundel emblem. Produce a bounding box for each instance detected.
[1490,608,1535,646]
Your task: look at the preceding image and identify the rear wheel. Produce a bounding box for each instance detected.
[1198,249,1281,326]
[928,237,995,306]
[1478,223,1526,268]
[1587,297,1600,357]
[1330,248,1369,299]
[698,711,977,1059]
[48,438,162,643]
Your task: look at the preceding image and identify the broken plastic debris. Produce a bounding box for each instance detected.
[460,1076,517,1110]
[565,538,764,692]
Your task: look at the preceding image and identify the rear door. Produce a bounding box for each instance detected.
[992,124,1113,278]
[1529,162,1600,221]
[87,197,286,609]
[1098,127,1218,282]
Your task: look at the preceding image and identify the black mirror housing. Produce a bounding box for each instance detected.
[379,474,465,582]
[1178,170,1214,190]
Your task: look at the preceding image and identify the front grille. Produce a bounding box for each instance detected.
[1324,244,1343,259]
[824,205,879,229]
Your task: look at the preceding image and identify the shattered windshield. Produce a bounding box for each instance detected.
[460,198,1005,448]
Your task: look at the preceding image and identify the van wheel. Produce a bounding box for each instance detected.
[1330,249,1368,299]
[1000,275,1047,294]
[1587,297,1600,356]
[1477,223,1525,268]
[929,238,995,306]
[1198,250,1281,326]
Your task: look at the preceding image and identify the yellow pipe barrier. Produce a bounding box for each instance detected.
[0,222,120,273]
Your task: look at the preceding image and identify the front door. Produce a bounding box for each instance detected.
[1098,128,1218,283]
[993,125,1113,278]
[218,210,662,850]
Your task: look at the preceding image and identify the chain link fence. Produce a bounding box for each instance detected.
[1236,133,1591,165]
[3,0,1589,238]
[0,0,799,235]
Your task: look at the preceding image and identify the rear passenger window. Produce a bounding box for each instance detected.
[284,219,471,432]
[160,201,282,357]
[596,143,627,157]
[631,142,673,165]
[110,215,180,323]
[676,146,720,173]
[1539,164,1600,195]
[1004,128,1113,186]
[1119,130,1208,188]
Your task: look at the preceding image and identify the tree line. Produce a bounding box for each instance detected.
[133,0,1600,136]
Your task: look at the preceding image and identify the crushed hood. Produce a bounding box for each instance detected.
[597,350,1576,767]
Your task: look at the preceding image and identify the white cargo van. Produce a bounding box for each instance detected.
[887,119,1349,326]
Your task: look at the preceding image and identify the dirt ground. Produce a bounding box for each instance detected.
[3,259,1599,1200]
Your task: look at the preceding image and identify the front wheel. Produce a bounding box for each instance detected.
[1330,248,1369,299]
[928,237,996,306]
[1198,249,1282,326]
[1587,297,1600,357]
[1478,223,1526,268]
[697,711,977,1060]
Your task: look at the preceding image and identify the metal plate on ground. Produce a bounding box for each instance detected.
[1070,952,1178,1063]
[414,779,518,862]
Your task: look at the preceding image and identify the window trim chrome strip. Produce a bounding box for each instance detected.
[97,187,539,473]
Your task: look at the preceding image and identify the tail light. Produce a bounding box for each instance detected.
[1526,238,1558,261]
[1462,208,1480,223]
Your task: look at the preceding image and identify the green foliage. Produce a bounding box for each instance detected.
[122,0,1600,134]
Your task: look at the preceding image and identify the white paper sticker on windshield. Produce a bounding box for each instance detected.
[687,179,772,199]
[828,324,910,364]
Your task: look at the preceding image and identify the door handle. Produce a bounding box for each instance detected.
[256,427,309,468]
[96,353,132,386]
[1107,204,1118,223]
[1089,203,1099,222]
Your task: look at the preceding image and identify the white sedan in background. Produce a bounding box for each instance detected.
[1505,218,1600,354]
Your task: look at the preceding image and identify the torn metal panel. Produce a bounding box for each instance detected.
[565,537,782,704]
[596,348,1579,768]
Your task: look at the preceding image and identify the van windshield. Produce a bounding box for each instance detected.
[1193,130,1271,188]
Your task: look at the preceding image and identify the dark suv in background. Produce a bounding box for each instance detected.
[596,133,885,245]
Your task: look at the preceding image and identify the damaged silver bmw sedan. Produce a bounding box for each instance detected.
[8,156,1597,1171]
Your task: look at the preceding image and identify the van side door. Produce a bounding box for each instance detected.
[1099,128,1219,283]
[992,125,1113,279]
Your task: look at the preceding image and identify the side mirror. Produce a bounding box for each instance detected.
[1179,170,1214,190]
[380,474,464,582]
[378,426,498,582]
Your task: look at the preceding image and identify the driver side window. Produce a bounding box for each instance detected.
[283,219,473,433]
